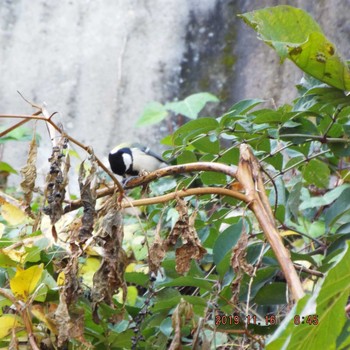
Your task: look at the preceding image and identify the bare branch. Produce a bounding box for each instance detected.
[124,162,237,189]
[64,162,239,213]
[0,113,124,194]
[122,187,247,208]
[236,144,304,301]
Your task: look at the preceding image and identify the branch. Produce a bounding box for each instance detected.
[0,113,124,194]
[273,150,329,179]
[236,144,304,301]
[63,162,239,213]
[280,133,349,144]
[121,187,247,208]
[124,162,237,189]
[0,288,40,350]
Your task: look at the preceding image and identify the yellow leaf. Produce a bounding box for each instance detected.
[126,286,138,306]
[31,304,57,334]
[79,257,101,287]
[125,262,137,272]
[125,263,148,273]
[56,271,65,286]
[0,192,27,226]
[280,230,300,237]
[10,264,44,301]
[0,223,4,238]
[1,203,27,226]
[115,286,138,306]
[1,247,27,263]
[0,314,23,339]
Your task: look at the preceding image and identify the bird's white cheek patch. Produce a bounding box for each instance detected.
[122,153,132,171]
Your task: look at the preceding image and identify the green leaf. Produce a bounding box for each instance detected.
[219,148,240,166]
[240,267,278,300]
[252,109,292,124]
[216,250,233,278]
[159,276,213,291]
[299,184,350,210]
[303,159,330,188]
[239,5,350,90]
[192,135,220,154]
[287,181,303,218]
[177,150,198,164]
[136,102,168,127]
[0,126,34,143]
[337,320,350,349]
[213,220,243,266]
[254,282,287,305]
[227,98,265,115]
[160,317,173,337]
[0,162,18,174]
[325,187,350,228]
[268,241,350,349]
[220,99,265,126]
[124,272,150,288]
[165,92,219,119]
[173,118,219,145]
[290,252,318,266]
[200,171,227,186]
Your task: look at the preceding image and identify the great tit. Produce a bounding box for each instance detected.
[108,144,167,177]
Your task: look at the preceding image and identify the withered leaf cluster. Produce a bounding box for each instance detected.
[91,198,127,323]
[149,197,207,275]
[43,135,70,227]
[78,159,97,243]
[20,137,37,215]
[230,229,254,303]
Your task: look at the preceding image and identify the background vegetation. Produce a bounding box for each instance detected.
[0,5,350,350]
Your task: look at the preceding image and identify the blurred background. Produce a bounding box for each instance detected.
[1,0,349,188]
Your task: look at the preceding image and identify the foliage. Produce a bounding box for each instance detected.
[136,92,219,126]
[0,4,350,350]
[239,5,350,90]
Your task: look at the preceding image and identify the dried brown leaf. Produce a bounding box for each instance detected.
[149,220,166,273]
[166,198,207,274]
[169,299,194,350]
[175,242,206,275]
[78,157,97,243]
[43,135,70,226]
[20,138,37,212]
[92,205,127,323]
[231,231,253,303]
[55,293,92,348]
[165,197,189,246]
[149,236,166,273]
[63,254,81,306]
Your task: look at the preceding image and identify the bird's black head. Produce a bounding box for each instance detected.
[108,147,133,176]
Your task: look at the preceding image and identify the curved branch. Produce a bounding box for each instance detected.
[121,187,248,208]
[64,162,238,213]
[124,162,237,189]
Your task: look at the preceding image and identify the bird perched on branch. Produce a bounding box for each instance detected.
[108,143,167,177]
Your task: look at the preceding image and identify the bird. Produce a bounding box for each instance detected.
[108,143,167,177]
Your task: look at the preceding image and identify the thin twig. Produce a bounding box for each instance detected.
[245,242,267,328]
[0,288,40,350]
[0,113,124,194]
[294,264,324,277]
